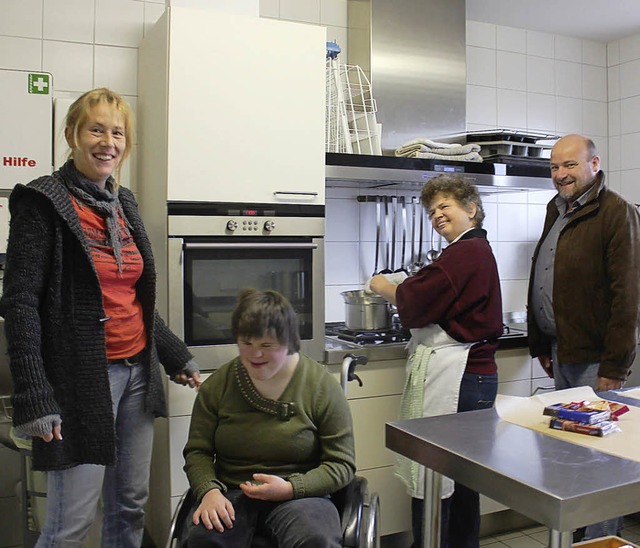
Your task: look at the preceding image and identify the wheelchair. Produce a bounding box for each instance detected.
[166,475,380,548]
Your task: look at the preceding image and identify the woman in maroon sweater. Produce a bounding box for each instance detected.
[370,174,502,548]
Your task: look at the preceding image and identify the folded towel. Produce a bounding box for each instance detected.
[395,138,481,158]
[400,150,483,162]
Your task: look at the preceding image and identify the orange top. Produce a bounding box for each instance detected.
[71,196,147,360]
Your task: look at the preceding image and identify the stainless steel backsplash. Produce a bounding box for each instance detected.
[348,0,467,153]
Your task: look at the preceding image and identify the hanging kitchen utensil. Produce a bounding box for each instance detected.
[426,216,440,263]
[380,196,392,274]
[395,196,408,273]
[372,195,381,275]
[390,196,397,271]
[410,197,416,266]
[412,198,425,273]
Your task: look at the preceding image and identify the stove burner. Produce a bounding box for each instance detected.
[326,323,411,345]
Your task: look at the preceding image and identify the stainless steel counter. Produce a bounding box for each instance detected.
[386,398,640,547]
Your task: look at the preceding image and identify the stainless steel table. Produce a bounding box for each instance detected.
[386,401,640,548]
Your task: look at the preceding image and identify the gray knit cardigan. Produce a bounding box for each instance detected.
[0,171,193,471]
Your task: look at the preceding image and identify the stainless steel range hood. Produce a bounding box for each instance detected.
[326,0,554,193]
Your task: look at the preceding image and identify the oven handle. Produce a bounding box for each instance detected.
[183,242,318,250]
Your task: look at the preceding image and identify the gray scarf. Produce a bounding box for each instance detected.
[59,160,132,274]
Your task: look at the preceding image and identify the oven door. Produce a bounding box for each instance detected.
[168,236,325,368]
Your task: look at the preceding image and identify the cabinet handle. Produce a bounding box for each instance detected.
[273,191,318,197]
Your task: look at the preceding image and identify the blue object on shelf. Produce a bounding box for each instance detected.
[326,40,341,60]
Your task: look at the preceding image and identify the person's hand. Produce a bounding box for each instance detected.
[43,422,63,443]
[15,415,63,443]
[538,355,553,378]
[172,370,202,390]
[596,376,624,392]
[192,489,235,532]
[239,474,293,502]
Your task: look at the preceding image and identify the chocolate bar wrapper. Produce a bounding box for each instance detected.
[549,418,621,437]
[543,403,611,424]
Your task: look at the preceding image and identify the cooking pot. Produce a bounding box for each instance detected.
[340,290,393,331]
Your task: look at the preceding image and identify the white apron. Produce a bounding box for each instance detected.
[394,324,474,499]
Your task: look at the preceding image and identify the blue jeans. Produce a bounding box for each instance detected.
[186,489,342,547]
[550,340,625,540]
[36,362,155,548]
[411,372,498,548]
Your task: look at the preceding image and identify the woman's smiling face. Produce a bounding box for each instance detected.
[427,192,477,243]
[65,101,125,188]
[237,334,291,382]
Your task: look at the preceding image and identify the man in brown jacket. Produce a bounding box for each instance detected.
[527,133,640,540]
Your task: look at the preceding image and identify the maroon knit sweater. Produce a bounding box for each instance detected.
[396,229,503,374]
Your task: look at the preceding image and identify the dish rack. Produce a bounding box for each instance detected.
[325,58,381,155]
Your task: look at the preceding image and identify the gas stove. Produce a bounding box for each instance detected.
[325,322,411,346]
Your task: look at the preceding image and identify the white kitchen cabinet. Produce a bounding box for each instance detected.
[138,7,326,205]
[0,69,53,190]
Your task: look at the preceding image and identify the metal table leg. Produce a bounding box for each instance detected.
[549,528,572,548]
[422,468,442,548]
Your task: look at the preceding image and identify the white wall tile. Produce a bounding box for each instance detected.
[95,0,145,47]
[608,135,621,171]
[619,34,640,64]
[466,84,497,126]
[527,92,555,133]
[0,36,42,70]
[497,51,526,91]
[554,60,582,99]
[94,45,138,95]
[555,96,582,134]
[620,58,640,99]
[497,89,526,129]
[496,241,530,280]
[527,189,555,205]
[260,0,279,18]
[280,0,320,24]
[43,40,94,93]
[326,198,359,241]
[466,46,496,87]
[606,169,622,194]
[320,0,347,28]
[554,35,581,62]
[527,56,554,95]
[620,169,640,204]
[526,202,547,241]
[581,100,607,138]
[482,200,498,243]
[144,2,166,36]
[620,96,640,135]
[324,242,360,285]
[497,202,529,241]
[620,132,640,170]
[43,0,95,43]
[0,0,42,38]
[496,26,526,54]
[608,64,621,102]
[526,30,554,59]
[582,39,606,67]
[582,64,606,102]
[500,279,528,315]
[608,100,621,137]
[466,20,495,49]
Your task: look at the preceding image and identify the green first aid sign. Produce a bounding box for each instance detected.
[28,73,50,94]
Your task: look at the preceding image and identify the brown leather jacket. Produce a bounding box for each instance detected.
[528,172,640,380]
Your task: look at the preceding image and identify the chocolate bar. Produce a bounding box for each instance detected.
[549,418,621,437]
[543,402,611,424]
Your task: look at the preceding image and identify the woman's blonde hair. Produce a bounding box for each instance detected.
[65,88,134,188]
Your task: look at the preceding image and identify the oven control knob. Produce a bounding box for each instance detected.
[226,220,238,232]
[263,220,276,232]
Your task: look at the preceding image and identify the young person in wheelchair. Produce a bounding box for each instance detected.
[183,289,356,547]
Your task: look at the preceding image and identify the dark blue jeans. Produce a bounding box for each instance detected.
[186,489,342,547]
[411,372,498,548]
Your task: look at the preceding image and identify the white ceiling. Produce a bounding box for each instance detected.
[466,0,640,43]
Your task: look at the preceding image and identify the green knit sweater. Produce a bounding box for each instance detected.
[184,354,356,502]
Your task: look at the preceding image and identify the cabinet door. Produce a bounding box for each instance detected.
[166,9,325,204]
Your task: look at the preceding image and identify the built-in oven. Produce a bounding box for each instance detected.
[167,202,325,369]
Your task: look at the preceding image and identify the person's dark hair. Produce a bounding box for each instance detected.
[420,174,485,228]
[231,289,300,354]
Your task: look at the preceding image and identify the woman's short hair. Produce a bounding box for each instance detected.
[65,87,134,187]
[420,174,485,228]
[231,289,301,354]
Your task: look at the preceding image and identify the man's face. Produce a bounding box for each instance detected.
[550,137,600,204]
